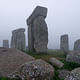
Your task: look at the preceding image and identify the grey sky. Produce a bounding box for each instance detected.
[0,0,80,50]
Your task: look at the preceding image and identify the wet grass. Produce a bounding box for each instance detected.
[26,50,65,62]
[1,50,80,80]
[26,50,80,80]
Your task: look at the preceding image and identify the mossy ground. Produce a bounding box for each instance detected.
[1,49,80,80]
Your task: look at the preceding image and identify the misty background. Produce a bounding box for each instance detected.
[0,0,80,50]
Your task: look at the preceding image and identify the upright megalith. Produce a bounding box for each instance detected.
[11,28,26,51]
[27,6,48,53]
[60,34,69,54]
[74,39,80,51]
[3,40,9,48]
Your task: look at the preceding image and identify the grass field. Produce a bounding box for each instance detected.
[26,50,65,62]
[1,50,80,80]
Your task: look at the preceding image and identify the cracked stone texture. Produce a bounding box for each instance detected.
[65,68,80,80]
[0,48,35,77]
[9,59,54,80]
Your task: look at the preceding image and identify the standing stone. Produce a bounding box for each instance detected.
[3,40,9,48]
[11,28,26,51]
[60,34,69,54]
[74,39,80,51]
[27,6,48,53]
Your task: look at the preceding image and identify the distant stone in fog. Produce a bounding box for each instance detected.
[74,39,80,51]
[3,40,9,48]
[60,34,69,54]
[11,28,26,51]
[27,6,48,53]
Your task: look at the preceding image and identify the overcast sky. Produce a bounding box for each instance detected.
[0,0,80,50]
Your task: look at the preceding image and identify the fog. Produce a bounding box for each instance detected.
[0,0,80,50]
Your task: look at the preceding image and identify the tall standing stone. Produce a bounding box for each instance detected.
[27,6,48,53]
[3,40,9,48]
[74,39,80,51]
[11,28,26,51]
[60,34,69,54]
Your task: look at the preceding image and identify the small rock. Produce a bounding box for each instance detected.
[49,57,64,68]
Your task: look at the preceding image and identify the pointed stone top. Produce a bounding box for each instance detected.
[27,6,48,25]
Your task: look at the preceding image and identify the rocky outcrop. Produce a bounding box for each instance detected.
[49,57,64,68]
[66,51,80,64]
[27,6,48,53]
[11,28,26,51]
[60,34,69,54]
[9,59,54,80]
[3,40,9,48]
[74,39,80,51]
[0,48,35,77]
[65,68,80,80]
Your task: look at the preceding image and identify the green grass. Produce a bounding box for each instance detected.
[25,50,80,80]
[1,50,80,80]
[26,50,65,62]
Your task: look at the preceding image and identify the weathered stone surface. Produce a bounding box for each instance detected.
[60,34,69,54]
[74,39,80,51]
[33,16,48,52]
[66,51,80,64]
[9,59,54,80]
[28,24,34,51]
[27,6,47,25]
[3,40,9,48]
[58,70,70,79]
[27,6,48,53]
[65,68,80,80]
[0,48,35,77]
[11,28,26,51]
[49,57,64,68]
